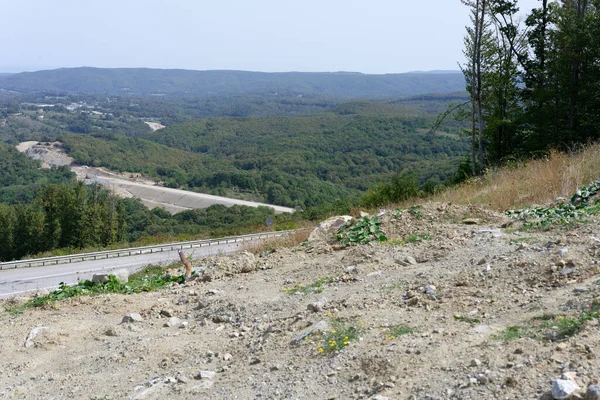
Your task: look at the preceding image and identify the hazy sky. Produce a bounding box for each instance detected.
[1,0,542,74]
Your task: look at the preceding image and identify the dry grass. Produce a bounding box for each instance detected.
[427,143,600,212]
[244,229,311,255]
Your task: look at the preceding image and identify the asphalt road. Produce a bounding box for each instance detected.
[0,241,243,299]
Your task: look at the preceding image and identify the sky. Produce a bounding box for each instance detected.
[0,0,542,74]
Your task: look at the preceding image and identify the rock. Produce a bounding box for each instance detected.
[91,274,110,284]
[307,302,325,313]
[222,353,233,361]
[470,358,482,367]
[370,396,390,400]
[308,215,353,242]
[585,385,600,400]
[111,268,130,283]
[561,267,575,277]
[122,313,143,323]
[552,379,580,399]
[92,268,130,284]
[164,317,182,328]
[359,211,369,218]
[179,321,189,329]
[477,258,488,265]
[160,309,174,318]
[104,327,118,337]
[424,285,436,294]
[343,266,357,274]
[574,287,589,293]
[462,218,480,225]
[194,370,216,380]
[407,297,419,307]
[556,343,568,351]
[24,326,50,348]
[405,256,418,265]
[292,320,328,344]
[249,357,261,365]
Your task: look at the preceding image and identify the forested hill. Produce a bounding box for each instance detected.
[0,67,465,98]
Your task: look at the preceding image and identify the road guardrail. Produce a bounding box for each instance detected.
[0,230,295,270]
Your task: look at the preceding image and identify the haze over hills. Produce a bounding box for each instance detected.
[0,67,465,98]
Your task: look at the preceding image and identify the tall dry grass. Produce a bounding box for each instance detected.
[429,143,600,212]
[244,229,310,255]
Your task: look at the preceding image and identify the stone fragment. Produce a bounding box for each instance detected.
[585,385,600,400]
[164,317,181,328]
[424,285,436,294]
[122,313,143,323]
[552,379,580,399]
[307,302,325,313]
[92,274,110,284]
[24,326,50,348]
[462,218,480,225]
[104,327,118,337]
[470,359,482,367]
[292,320,328,344]
[160,309,174,318]
[194,370,216,380]
[405,256,417,265]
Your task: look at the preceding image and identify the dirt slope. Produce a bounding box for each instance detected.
[1,203,599,400]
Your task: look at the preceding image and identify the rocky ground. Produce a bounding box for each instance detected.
[1,203,600,400]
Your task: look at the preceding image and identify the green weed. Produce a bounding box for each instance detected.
[283,277,334,295]
[336,216,387,247]
[492,326,533,341]
[6,265,184,314]
[316,322,361,354]
[386,324,415,338]
[506,179,600,230]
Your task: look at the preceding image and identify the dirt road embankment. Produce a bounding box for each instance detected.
[17,141,294,214]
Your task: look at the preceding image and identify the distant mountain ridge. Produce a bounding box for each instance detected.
[0,67,465,98]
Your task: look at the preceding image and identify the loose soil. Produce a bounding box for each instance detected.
[1,204,600,399]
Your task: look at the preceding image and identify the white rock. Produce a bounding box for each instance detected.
[122,313,143,323]
[552,379,580,399]
[194,370,216,380]
[164,317,181,328]
[111,268,130,283]
[24,326,50,348]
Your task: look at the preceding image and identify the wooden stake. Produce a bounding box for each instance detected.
[178,249,192,279]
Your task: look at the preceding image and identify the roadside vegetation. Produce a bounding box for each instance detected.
[5,264,184,314]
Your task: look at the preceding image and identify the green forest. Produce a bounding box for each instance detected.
[1,0,599,260]
[456,0,600,173]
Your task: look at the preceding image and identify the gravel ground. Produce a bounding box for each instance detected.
[1,203,600,400]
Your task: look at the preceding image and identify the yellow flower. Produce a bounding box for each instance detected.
[317,347,324,353]
[343,341,348,345]
[331,330,336,334]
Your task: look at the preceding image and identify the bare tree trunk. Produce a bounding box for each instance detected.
[471,0,481,176]
[476,0,487,172]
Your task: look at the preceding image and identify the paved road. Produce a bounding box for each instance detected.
[0,241,243,299]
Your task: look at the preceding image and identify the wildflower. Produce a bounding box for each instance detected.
[317,347,324,353]
[343,341,348,345]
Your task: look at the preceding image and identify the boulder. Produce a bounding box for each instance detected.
[308,215,353,242]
